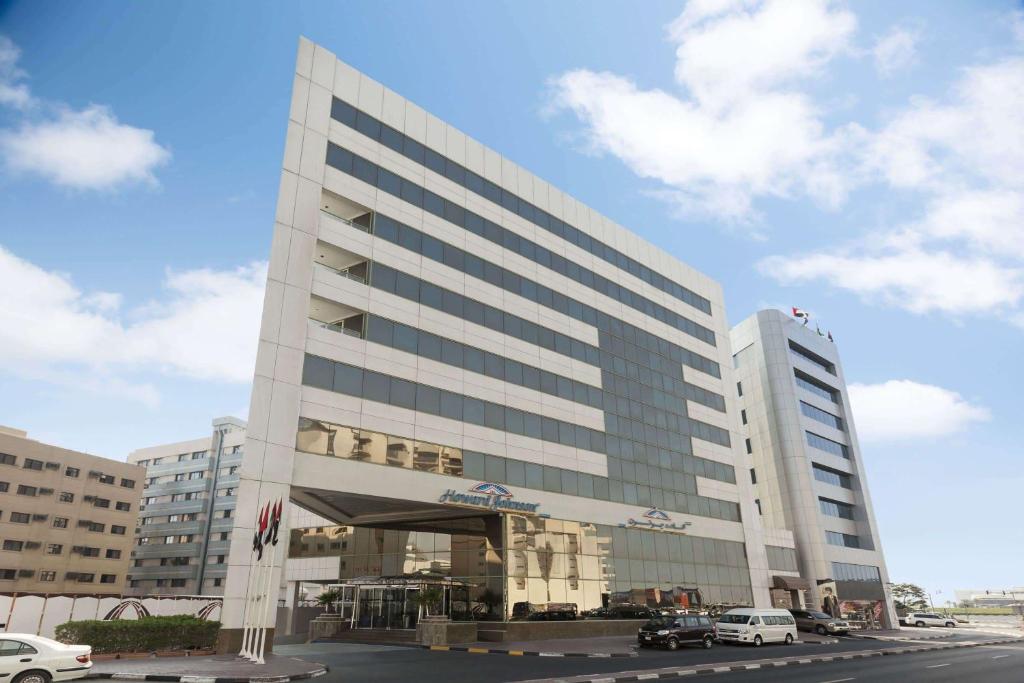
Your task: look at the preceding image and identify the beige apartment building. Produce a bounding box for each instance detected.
[0,427,144,594]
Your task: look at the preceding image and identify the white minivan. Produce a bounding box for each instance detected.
[715,608,798,646]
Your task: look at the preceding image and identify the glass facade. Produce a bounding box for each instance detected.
[801,402,844,431]
[806,431,850,459]
[812,463,853,489]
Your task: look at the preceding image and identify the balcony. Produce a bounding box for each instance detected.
[309,294,365,340]
[320,188,373,233]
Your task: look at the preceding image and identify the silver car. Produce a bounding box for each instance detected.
[788,609,850,635]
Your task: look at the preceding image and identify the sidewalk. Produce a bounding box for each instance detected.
[88,654,328,683]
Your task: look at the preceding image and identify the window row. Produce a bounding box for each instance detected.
[3,540,122,559]
[367,203,714,346]
[825,531,862,549]
[800,402,844,431]
[329,98,712,314]
[819,497,855,520]
[0,570,117,583]
[832,561,881,582]
[812,463,852,489]
[136,451,208,467]
[362,314,726,416]
[793,369,838,403]
[788,341,836,375]
[137,534,195,546]
[765,545,799,573]
[806,431,849,459]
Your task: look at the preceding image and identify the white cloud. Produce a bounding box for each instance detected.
[1,105,170,189]
[872,27,919,77]
[0,35,170,189]
[0,245,266,404]
[848,380,990,441]
[548,0,858,223]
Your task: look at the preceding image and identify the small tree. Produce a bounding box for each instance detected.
[477,588,502,619]
[413,587,444,617]
[316,588,341,614]
[891,583,928,612]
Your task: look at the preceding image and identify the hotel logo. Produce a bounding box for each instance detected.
[621,507,692,533]
[438,482,541,514]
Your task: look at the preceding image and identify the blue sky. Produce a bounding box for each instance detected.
[0,1,1021,600]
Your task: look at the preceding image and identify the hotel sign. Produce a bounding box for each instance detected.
[439,482,542,514]
[620,507,692,533]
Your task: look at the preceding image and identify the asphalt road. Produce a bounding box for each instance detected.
[282,631,1007,683]
[702,638,1024,682]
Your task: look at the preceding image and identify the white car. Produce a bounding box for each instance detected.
[0,634,92,683]
[904,612,957,628]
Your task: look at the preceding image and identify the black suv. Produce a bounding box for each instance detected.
[637,615,716,650]
[606,604,656,620]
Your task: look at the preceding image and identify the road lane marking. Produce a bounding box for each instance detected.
[993,654,1010,659]
[819,678,855,682]
[926,663,950,668]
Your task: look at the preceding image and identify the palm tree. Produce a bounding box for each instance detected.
[412,587,444,617]
[316,588,341,614]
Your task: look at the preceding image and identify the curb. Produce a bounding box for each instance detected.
[424,644,637,658]
[537,637,1022,682]
[87,666,329,683]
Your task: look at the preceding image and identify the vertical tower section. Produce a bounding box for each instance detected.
[731,310,897,628]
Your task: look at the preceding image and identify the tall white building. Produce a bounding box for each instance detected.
[730,310,897,628]
[218,37,826,650]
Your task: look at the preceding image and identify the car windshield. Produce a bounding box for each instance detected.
[643,616,675,628]
[809,611,833,619]
[717,614,751,624]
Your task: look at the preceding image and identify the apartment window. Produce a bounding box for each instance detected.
[9,512,29,524]
[100,574,116,584]
[137,537,150,546]
[189,471,204,480]
[76,573,95,583]
[39,571,56,582]
[812,463,852,489]
[819,497,856,520]
[741,409,747,425]
[151,458,162,465]
[59,492,74,503]
[826,531,862,549]
[0,569,15,580]
[120,478,135,489]
[97,474,115,484]
[170,579,187,588]
[115,501,131,512]
[136,460,149,467]
[177,454,188,462]
[218,532,230,541]
[192,451,206,460]
[801,402,844,431]
[46,544,62,555]
[87,522,105,532]
[155,579,167,587]
[111,525,126,535]
[806,431,850,459]
[212,578,223,587]
[16,485,36,496]
[52,517,68,528]
[174,473,186,482]
[217,488,235,497]
[2,540,23,552]
[93,498,110,508]
[750,468,757,484]
[65,467,80,478]
[79,547,100,557]
[219,509,232,519]
[0,482,7,492]
[0,454,15,466]
[23,459,43,471]
[754,499,762,515]
[832,562,881,582]
[745,438,752,454]
[736,381,743,397]
[231,445,242,454]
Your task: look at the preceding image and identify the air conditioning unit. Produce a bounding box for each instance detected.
[84,495,95,502]
[31,514,48,521]
[18,569,34,577]
[44,462,60,470]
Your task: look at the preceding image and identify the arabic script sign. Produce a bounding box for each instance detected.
[619,507,692,533]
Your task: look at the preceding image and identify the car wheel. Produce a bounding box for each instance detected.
[946,622,955,628]
[915,621,926,628]
[703,636,714,649]
[785,633,794,645]
[753,635,763,647]
[666,637,679,651]
[14,672,51,683]
[815,625,827,635]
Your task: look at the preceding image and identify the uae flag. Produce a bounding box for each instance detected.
[791,307,810,320]
[252,502,270,560]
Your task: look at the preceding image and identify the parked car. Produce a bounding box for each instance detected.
[638,615,716,650]
[605,604,656,619]
[904,612,957,628]
[510,602,577,621]
[715,608,797,647]
[582,607,608,618]
[0,634,91,683]
[789,609,850,635]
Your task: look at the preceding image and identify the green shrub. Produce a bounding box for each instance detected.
[54,615,220,654]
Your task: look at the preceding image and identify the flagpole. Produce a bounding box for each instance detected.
[255,498,284,664]
[238,553,258,659]
[241,501,270,661]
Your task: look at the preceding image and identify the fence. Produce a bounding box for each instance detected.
[0,593,223,639]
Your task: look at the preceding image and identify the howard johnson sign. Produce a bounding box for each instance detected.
[438,482,543,514]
